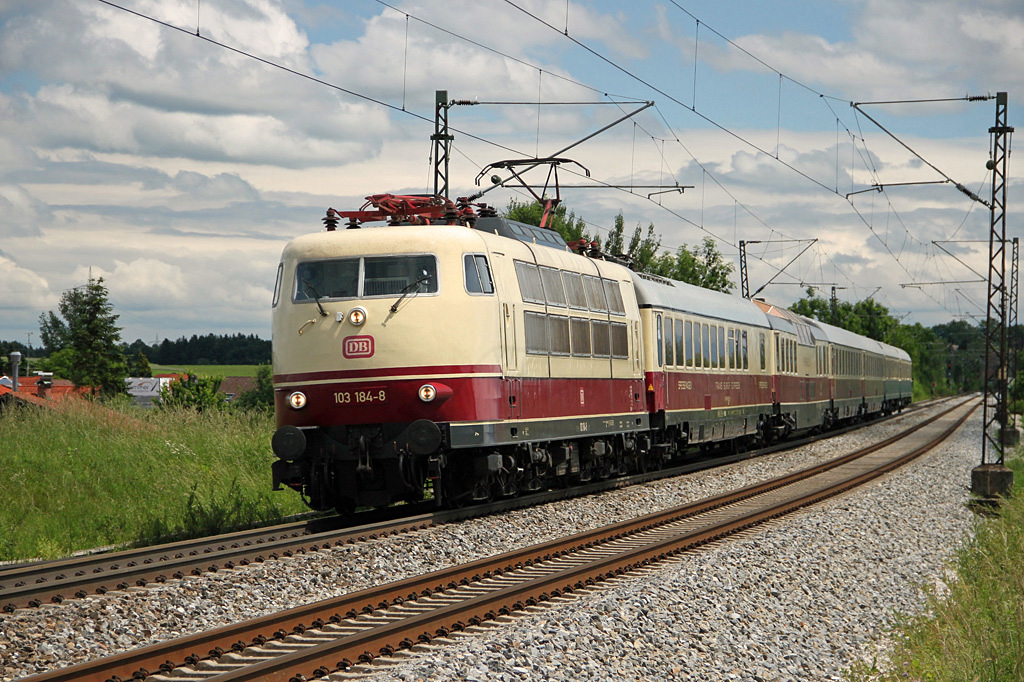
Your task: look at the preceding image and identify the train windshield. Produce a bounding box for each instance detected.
[294,255,438,302]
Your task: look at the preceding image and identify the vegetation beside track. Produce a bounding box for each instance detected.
[848,454,1024,682]
[0,398,307,561]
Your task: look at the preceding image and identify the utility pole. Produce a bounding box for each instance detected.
[973,91,1015,500]
[431,90,454,200]
[739,240,750,298]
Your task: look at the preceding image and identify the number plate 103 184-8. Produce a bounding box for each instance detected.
[334,387,387,405]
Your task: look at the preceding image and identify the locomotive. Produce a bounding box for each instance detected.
[270,194,912,513]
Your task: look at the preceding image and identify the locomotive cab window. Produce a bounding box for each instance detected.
[294,254,438,302]
[464,254,494,294]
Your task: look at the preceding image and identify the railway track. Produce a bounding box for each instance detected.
[19,396,976,682]
[0,398,946,614]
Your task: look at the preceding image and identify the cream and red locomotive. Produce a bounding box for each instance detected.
[270,195,912,513]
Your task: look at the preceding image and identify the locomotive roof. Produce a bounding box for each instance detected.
[471,215,568,250]
[629,273,771,328]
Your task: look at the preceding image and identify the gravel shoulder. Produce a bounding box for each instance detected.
[0,402,978,682]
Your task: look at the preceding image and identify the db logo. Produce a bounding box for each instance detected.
[342,335,375,358]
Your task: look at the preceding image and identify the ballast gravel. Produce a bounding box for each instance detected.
[0,400,984,681]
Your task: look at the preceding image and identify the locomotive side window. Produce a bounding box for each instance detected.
[540,267,567,306]
[464,254,494,294]
[603,279,626,315]
[514,261,545,303]
[570,317,591,356]
[742,331,749,369]
[593,320,611,358]
[525,311,547,354]
[727,328,735,369]
[759,332,766,371]
[272,262,284,307]
[718,327,726,370]
[294,258,359,301]
[611,322,629,359]
[583,276,608,312]
[549,315,570,355]
[563,272,589,309]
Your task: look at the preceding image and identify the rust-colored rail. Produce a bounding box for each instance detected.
[19,398,975,682]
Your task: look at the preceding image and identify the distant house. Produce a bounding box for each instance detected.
[0,374,89,406]
[218,376,256,402]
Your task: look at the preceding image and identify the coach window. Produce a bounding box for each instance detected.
[708,325,717,368]
[702,323,711,368]
[656,314,663,367]
[514,261,545,303]
[563,272,589,309]
[665,317,675,366]
[685,320,694,367]
[718,327,726,370]
[759,333,765,371]
[742,331,749,370]
[675,319,685,367]
[726,329,734,369]
[570,317,591,356]
[540,267,567,306]
[463,254,494,294]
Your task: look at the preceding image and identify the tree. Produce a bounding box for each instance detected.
[233,364,274,411]
[40,278,127,396]
[504,198,592,243]
[503,201,734,293]
[157,374,227,411]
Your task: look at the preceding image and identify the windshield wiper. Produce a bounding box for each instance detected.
[301,278,328,317]
[390,273,431,313]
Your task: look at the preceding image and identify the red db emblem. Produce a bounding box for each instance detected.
[343,335,375,358]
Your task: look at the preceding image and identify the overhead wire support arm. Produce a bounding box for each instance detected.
[739,238,817,299]
[851,98,993,208]
[845,180,948,199]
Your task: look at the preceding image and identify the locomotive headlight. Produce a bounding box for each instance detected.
[287,391,307,409]
[348,307,367,326]
[418,384,437,402]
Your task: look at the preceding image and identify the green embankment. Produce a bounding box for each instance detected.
[849,455,1024,682]
[0,398,307,561]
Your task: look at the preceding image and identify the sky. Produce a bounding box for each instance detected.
[1,0,1023,346]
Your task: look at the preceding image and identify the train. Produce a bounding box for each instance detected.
[270,194,912,513]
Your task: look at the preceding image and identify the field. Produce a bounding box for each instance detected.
[0,397,308,561]
[150,364,263,377]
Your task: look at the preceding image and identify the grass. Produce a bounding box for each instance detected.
[0,397,308,561]
[848,455,1024,682]
[150,364,263,377]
